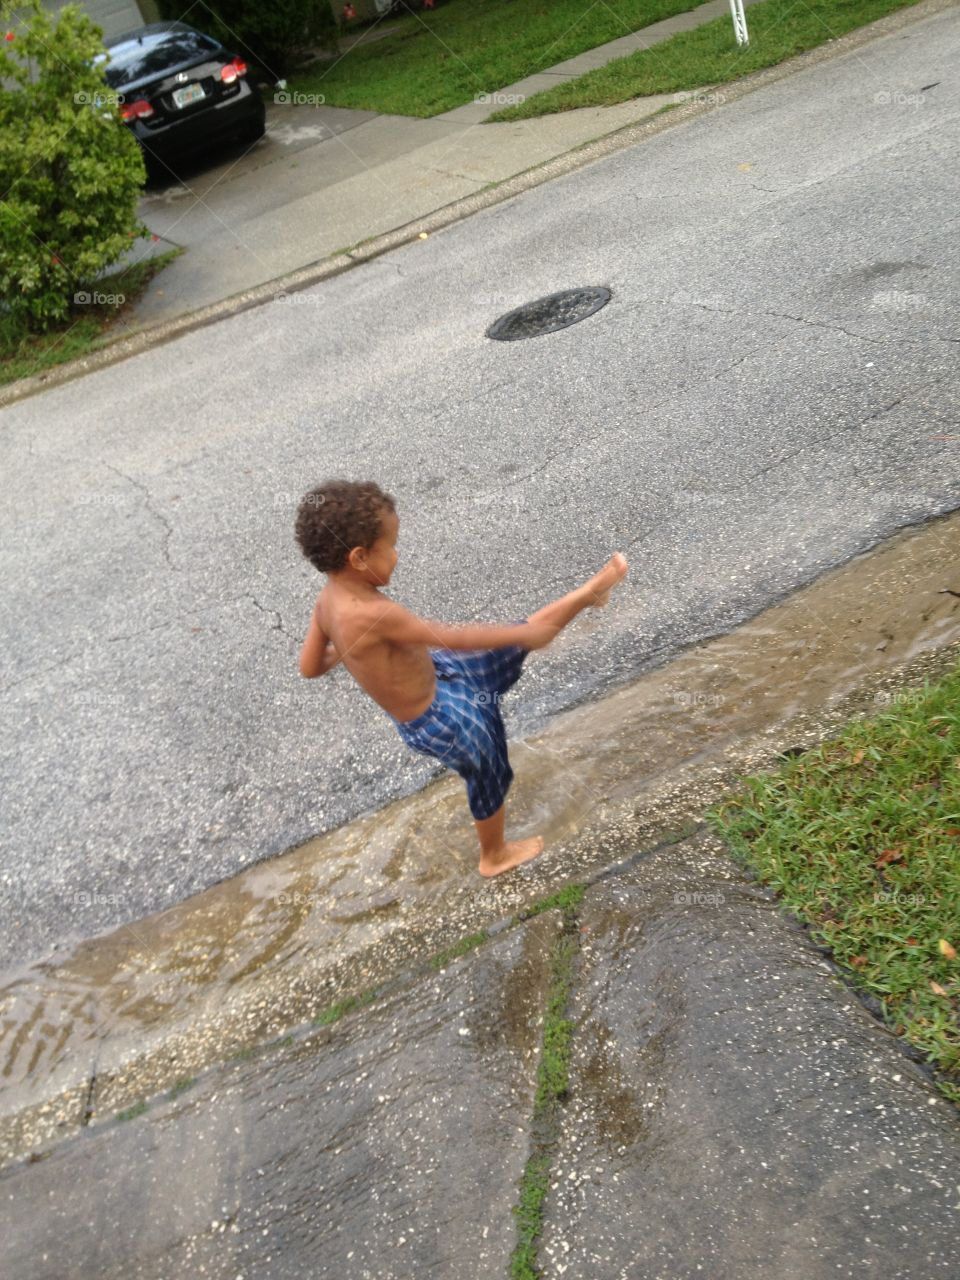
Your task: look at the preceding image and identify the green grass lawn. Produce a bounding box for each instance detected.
[289,0,721,116]
[707,658,960,1104]
[489,0,925,119]
[0,249,180,390]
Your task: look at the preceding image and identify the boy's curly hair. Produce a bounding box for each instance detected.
[294,479,396,574]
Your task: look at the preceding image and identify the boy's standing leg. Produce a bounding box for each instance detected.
[472,553,628,877]
[476,805,541,877]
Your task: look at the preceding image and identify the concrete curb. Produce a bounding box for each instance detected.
[1,0,954,411]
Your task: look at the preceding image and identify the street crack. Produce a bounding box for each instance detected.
[103,462,178,571]
[242,593,299,643]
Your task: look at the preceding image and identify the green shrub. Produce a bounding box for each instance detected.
[155,0,339,80]
[0,0,147,332]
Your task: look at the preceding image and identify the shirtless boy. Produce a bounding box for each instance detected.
[295,480,628,877]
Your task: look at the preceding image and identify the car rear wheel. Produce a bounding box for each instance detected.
[238,115,266,145]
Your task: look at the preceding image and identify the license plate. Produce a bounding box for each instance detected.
[172,82,205,109]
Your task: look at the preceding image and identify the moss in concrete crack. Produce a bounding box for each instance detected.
[510,906,582,1277]
[430,930,488,969]
[511,1152,552,1279]
[227,1032,296,1063]
[535,930,578,1111]
[645,818,703,846]
[311,987,380,1026]
[116,1099,148,1122]
[517,882,586,921]
[167,1075,197,1099]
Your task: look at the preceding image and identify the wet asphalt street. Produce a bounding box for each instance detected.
[2,4,959,969]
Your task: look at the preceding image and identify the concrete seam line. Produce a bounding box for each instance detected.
[0,0,953,410]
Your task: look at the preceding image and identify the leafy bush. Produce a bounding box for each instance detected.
[0,0,147,332]
[155,0,339,80]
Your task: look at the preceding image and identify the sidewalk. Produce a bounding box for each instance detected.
[125,0,768,328]
[3,826,959,1278]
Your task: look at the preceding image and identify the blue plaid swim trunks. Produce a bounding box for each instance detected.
[391,621,530,822]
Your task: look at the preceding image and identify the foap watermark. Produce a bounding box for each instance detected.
[276,489,325,507]
[673,89,726,107]
[76,492,127,506]
[873,89,927,110]
[874,891,926,906]
[276,890,320,906]
[670,490,729,511]
[74,689,126,706]
[74,89,123,108]
[473,690,505,707]
[674,890,725,905]
[74,290,125,307]
[474,91,525,107]
[474,292,528,309]
[472,489,527,514]
[274,89,326,106]
[671,290,725,309]
[870,289,928,313]
[672,690,725,709]
[74,890,123,906]
[872,689,925,709]
[273,290,323,307]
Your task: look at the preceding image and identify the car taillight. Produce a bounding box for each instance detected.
[220,58,247,83]
[120,98,154,121]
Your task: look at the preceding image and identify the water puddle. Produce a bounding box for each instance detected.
[1,510,958,1159]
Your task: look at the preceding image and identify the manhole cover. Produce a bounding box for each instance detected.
[486,287,612,341]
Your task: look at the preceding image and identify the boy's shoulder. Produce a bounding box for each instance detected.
[320,581,393,641]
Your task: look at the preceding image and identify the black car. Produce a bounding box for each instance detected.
[99,22,265,177]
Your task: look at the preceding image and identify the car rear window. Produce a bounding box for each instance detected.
[102,28,220,88]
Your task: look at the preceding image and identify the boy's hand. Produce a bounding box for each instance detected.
[300,604,341,678]
[319,639,341,673]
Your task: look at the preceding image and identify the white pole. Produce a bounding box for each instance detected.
[729,0,749,45]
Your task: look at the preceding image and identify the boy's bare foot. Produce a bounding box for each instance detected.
[583,552,628,607]
[478,835,545,877]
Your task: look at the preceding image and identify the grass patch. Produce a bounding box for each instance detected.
[167,1076,197,1100]
[290,0,722,117]
[116,1099,148,1122]
[227,1032,295,1063]
[0,248,180,390]
[510,907,580,1277]
[511,1151,552,1280]
[707,662,960,1104]
[517,882,586,921]
[311,987,380,1026]
[430,930,488,969]
[489,0,925,120]
[534,930,578,1110]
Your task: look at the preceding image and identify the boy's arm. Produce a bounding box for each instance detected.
[299,604,342,678]
[375,600,553,652]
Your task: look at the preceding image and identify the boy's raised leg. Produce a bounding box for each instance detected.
[475,806,544,877]
[526,552,628,639]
